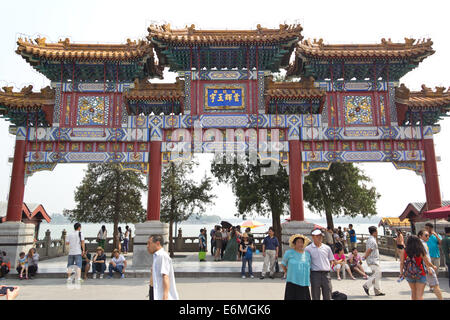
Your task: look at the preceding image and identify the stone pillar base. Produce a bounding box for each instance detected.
[281,221,315,256]
[132,221,169,269]
[0,222,35,269]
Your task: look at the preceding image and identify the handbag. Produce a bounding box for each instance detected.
[275,259,280,273]
[198,251,206,261]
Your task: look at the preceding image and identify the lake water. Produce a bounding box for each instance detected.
[38,221,376,241]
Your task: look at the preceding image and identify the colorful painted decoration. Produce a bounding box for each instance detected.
[344,95,373,125]
[77,96,109,126]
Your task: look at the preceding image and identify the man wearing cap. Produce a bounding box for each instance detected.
[305,228,335,300]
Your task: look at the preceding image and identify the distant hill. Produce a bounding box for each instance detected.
[48,213,71,225]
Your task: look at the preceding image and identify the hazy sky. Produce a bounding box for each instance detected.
[0,0,449,221]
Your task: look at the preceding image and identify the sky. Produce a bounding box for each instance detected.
[0,0,449,221]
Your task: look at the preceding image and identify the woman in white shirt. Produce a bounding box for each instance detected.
[97,225,107,249]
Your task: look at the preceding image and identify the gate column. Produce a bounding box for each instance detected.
[147,141,162,220]
[6,138,26,222]
[0,134,35,269]
[288,140,305,221]
[423,137,441,210]
[133,139,168,269]
[281,139,314,256]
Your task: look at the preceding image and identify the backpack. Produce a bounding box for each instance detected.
[403,255,424,280]
[332,291,347,300]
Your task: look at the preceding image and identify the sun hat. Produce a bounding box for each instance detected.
[289,234,311,248]
[311,229,323,236]
[242,233,249,238]
[96,246,104,253]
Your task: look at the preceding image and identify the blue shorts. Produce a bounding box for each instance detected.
[67,255,82,269]
[406,275,427,284]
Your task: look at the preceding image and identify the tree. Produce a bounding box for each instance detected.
[211,158,290,250]
[161,161,215,257]
[303,163,380,230]
[211,158,380,249]
[64,163,146,249]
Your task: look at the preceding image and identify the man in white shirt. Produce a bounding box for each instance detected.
[362,226,385,296]
[146,235,179,300]
[305,228,335,300]
[65,223,85,285]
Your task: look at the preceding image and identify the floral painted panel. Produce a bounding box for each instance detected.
[344,95,373,125]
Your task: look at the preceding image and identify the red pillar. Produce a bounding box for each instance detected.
[6,138,26,222]
[288,140,305,221]
[423,138,441,210]
[147,141,162,221]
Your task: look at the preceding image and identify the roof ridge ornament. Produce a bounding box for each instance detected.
[187,24,195,35]
[2,86,13,93]
[421,84,446,97]
[34,37,46,46]
[20,85,33,95]
[396,83,410,101]
[58,38,71,49]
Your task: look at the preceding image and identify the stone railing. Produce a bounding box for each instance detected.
[34,230,134,260]
[173,230,267,252]
[35,229,68,260]
[83,237,134,253]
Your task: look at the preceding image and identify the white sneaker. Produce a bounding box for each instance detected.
[242,275,246,279]
[250,275,254,279]
[93,273,97,279]
[100,274,104,279]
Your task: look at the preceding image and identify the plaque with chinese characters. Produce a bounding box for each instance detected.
[204,84,245,111]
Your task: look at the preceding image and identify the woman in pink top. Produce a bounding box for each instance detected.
[332,248,355,280]
[347,248,368,279]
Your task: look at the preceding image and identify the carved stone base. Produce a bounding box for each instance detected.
[132,221,169,270]
[0,222,35,269]
[281,220,315,255]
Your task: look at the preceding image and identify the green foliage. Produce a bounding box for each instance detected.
[303,163,380,229]
[160,161,215,224]
[161,161,215,256]
[64,163,147,247]
[211,157,289,246]
[211,157,380,237]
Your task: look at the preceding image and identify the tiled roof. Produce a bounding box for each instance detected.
[399,201,450,221]
[265,76,326,99]
[295,38,434,60]
[16,37,154,61]
[396,84,450,108]
[0,85,54,109]
[148,23,303,44]
[124,78,185,101]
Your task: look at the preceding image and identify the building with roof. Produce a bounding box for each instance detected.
[0,22,449,266]
[0,202,51,240]
[398,201,450,233]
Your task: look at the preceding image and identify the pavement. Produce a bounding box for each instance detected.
[1,277,449,300]
[2,251,449,300]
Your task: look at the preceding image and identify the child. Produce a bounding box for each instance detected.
[332,248,355,280]
[239,233,254,279]
[18,252,28,280]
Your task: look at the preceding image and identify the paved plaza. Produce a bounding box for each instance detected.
[2,276,449,300]
[2,252,449,300]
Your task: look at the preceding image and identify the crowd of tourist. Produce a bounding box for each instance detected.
[1,220,448,301]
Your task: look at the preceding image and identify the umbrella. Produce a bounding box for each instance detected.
[241,220,265,229]
[423,205,450,220]
[220,221,232,229]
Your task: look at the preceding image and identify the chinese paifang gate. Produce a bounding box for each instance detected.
[1,23,449,265]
